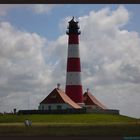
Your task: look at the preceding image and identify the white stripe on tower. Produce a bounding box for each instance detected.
[65,17,83,104]
[66,72,82,85]
[68,44,79,58]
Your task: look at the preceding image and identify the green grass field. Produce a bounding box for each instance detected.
[0,114,140,136]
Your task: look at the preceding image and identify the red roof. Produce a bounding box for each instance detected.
[83,92,107,109]
[40,88,82,109]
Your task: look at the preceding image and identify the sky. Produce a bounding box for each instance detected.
[0,4,140,118]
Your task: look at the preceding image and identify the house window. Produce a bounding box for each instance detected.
[42,105,44,110]
[57,105,62,110]
[51,95,57,98]
[48,105,51,110]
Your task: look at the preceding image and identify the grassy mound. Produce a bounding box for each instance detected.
[0,114,137,124]
[0,114,139,136]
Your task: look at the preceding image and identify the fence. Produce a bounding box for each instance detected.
[18,108,86,115]
[18,108,119,115]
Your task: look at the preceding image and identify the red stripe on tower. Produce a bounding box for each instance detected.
[66,85,83,103]
[66,17,83,105]
[67,58,81,71]
[69,34,79,44]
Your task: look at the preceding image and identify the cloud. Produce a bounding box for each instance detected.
[31,4,59,14]
[46,5,140,118]
[0,21,52,111]
[0,4,19,16]
[77,5,140,87]
[0,5,140,118]
[0,4,59,16]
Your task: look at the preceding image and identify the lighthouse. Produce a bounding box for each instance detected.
[37,17,109,114]
[65,17,83,106]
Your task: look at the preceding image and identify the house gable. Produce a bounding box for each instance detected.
[83,92,107,109]
[40,89,65,104]
[40,88,81,109]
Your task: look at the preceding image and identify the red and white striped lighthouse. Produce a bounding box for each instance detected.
[65,17,83,105]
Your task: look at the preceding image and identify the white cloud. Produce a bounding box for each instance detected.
[0,5,140,118]
[32,4,58,14]
[46,5,140,118]
[79,6,140,88]
[73,6,140,118]
[0,4,59,16]
[0,4,19,16]
[0,21,53,112]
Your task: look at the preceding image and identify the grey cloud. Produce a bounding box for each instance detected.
[41,6,140,118]
[120,63,140,84]
[0,6,140,118]
[0,21,51,112]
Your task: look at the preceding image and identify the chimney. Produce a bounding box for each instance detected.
[57,83,60,89]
